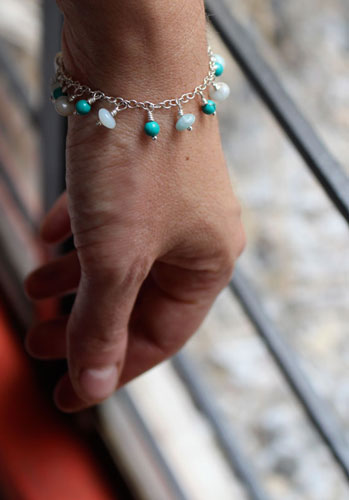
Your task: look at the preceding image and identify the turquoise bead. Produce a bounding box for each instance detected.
[215,62,224,77]
[75,99,91,115]
[202,100,216,115]
[144,121,160,137]
[53,87,66,99]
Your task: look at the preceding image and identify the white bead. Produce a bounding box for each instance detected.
[176,113,196,131]
[209,82,230,102]
[98,108,116,129]
[214,54,225,68]
[54,96,75,116]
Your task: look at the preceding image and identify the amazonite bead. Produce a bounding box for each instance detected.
[202,100,216,115]
[144,121,160,137]
[176,113,196,131]
[214,54,225,68]
[209,82,230,102]
[54,96,75,116]
[76,99,91,115]
[98,108,116,129]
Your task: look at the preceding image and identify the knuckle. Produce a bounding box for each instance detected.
[115,253,152,290]
[80,244,152,290]
[79,328,124,355]
[206,210,246,280]
[223,222,246,269]
[235,221,247,258]
[224,201,246,260]
[216,244,236,280]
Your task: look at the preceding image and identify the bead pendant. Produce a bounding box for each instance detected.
[176,113,196,131]
[209,82,230,102]
[75,99,91,115]
[144,121,160,139]
[214,62,224,77]
[144,108,159,140]
[97,108,117,129]
[202,99,217,115]
[53,86,67,100]
[214,54,225,77]
[54,96,75,116]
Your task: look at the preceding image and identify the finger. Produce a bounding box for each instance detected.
[25,316,68,360]
[24,250,80,299]
[120,261,227,385]
[62,251,152,409]
[40,191,72,244]
[53,373,88,413]
[44,271,212,410]
[50,261,224,411]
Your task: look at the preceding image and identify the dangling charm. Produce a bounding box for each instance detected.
[54,96,75,116]
[97,107,118,129]
[50,81,67,101]
[209,82,230,102]
[200,92,216,116]
[214,54,225,77]
[175,100,195,132]
[144,108,160,140]
[75,99,92,115]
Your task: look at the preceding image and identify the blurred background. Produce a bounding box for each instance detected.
[0,1,348,499]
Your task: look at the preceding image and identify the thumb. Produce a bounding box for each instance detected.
[64,252,151,406]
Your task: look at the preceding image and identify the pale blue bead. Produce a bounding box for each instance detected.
[214,54,225,68]
[98,108,116,129]
[176,113,196,131]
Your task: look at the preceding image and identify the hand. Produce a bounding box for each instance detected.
[23,0,246,412]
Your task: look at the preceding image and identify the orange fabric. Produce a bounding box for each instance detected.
[0,303,117,500]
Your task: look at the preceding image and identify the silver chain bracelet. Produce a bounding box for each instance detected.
[50,46,230,140]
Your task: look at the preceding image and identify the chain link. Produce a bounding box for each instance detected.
[54,46,217,112]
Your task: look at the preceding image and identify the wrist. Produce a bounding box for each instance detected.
[58,0,209,99]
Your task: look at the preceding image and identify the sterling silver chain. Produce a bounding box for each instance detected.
[54,46,217,112]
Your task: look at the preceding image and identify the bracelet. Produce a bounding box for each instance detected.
[50,46,230,141]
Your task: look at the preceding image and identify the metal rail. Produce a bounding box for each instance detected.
[112,389,189,500]
[230,268,349,480]
[41,2,66,212]
[205,0,349,225]
[0,161,37,230]
[173,353,271,500]
[204,0,349,484]
[0,39,40,128]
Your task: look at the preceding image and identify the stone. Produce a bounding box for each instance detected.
[176,113,196,131]
[202,100,217,115]
[209,82,230,102]
[75,99,91,115]
[98,108,116,129]
[54,96,74,117]
[144,121,160,137]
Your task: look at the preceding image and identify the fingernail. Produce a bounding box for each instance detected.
[79,365,118,401]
